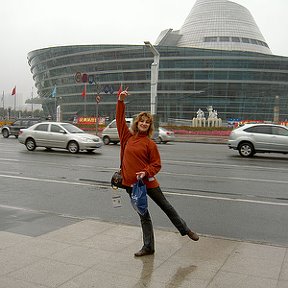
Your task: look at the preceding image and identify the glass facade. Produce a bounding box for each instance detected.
[28,45,288,122]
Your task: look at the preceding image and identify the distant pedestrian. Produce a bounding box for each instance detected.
[116,89,199,257]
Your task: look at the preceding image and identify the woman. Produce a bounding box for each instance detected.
[116,89,199,257]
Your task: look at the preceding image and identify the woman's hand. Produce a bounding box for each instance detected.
[118,89,129,101]
[136,171,146,180]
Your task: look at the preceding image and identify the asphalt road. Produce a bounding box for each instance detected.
[0,137,288,246]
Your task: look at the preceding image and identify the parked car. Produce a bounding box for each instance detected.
[228,123,288,157]
[154,127,175,144]
[1,118,41,138]
[102,118,175,145]
[18,122,103,153]
[102,118,133,145]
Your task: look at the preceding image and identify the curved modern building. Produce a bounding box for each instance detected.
[28,0,288,122]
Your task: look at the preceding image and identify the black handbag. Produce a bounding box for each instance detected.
[111,169,125,189]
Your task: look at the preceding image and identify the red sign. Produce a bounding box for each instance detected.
[81,73,88,83]
[77,117,105,125]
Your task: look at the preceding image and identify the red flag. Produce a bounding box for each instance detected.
[117,84,122,96]
[11,86,16,96]
[81,84,86,97]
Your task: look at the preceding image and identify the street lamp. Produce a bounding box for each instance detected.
[144,41,160,129]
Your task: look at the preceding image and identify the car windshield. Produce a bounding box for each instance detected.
[61,123,84,133]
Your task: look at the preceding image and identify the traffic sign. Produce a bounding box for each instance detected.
[75,72,81,83]
[96,95,101,103]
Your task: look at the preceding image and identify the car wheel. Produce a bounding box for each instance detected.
[2,129,9,138]
[155,136,162,144]
[25,138,36,151]
[238,142,254,157]
[67,141,79,153]
[103,136,110,145]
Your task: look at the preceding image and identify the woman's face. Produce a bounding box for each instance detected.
[137,116,151,133]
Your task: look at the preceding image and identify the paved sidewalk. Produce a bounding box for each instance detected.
[0,219,287,288]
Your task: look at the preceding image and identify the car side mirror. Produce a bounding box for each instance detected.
[59,129,66,134]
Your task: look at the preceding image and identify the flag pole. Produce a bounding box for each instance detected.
[55,96,57,120]
[2,90,5,113]
[14,91,16,116]
[2,91,4,117]
[84,83,87,116]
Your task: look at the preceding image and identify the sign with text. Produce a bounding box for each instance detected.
[77,116,105,125]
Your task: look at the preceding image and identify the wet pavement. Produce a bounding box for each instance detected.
[0,219,287,288]
[174,134,229,144]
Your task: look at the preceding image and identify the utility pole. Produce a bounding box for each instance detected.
[144,41,160,129]
[273,95,279,123]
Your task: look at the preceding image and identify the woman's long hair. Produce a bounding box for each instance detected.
[131,112,154,138]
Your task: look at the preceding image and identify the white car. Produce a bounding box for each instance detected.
[102,118,175,145]
[154,127,175,144]
[102,118,133,145]
[228,123,288,157]
[18,122,103,153]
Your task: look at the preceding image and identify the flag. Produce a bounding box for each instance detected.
[117,84,122,96]
[51,85,57,98]
[11,86,16,96]
[81,84,86,97]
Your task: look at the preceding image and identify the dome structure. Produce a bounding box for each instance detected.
[28,0,288,123]
[156,0,272,55]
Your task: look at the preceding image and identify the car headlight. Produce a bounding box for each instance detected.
[79,137,94,142]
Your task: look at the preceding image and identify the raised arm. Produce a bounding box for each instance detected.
[116,90,132,146]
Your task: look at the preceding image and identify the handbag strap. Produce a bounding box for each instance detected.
[120,139,128,169]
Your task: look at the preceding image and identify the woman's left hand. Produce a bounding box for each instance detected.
[136,171,146,180]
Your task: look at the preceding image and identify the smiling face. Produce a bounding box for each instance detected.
[137,116,151,133]
[131,112,154,138]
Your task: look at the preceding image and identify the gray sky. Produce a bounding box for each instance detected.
[1,0,287,109]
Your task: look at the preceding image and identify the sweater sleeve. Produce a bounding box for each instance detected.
[143,141,162,178]
[116,100,132,152]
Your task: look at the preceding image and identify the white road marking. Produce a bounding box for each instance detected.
[0,174,103,187]
[164,191,288,207]
[0,173,287,207]
[160,171,288,185]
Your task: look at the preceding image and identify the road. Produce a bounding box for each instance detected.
[0,137,287,246]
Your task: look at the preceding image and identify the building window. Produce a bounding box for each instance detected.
[242,38,250,43]
[204,36,218,42]
[231,37,241,42]
[219,36,230,42]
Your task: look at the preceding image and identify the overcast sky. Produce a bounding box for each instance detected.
[1,0,287,108]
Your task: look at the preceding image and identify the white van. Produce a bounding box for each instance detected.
[102,118,133,145]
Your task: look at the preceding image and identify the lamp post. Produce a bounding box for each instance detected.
[144,41,160,129]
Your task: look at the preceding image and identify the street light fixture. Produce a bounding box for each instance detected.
[144,41,160,129]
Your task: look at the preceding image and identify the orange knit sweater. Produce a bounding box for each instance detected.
[116,100,161,188]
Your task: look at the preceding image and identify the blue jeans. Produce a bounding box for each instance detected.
[126,186,190,251]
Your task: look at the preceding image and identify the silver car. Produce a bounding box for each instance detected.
[228,123,288,157]
[102,118,175,145]
[102,118,133,145]
[154,127,175,144]
[18,122,103,153]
